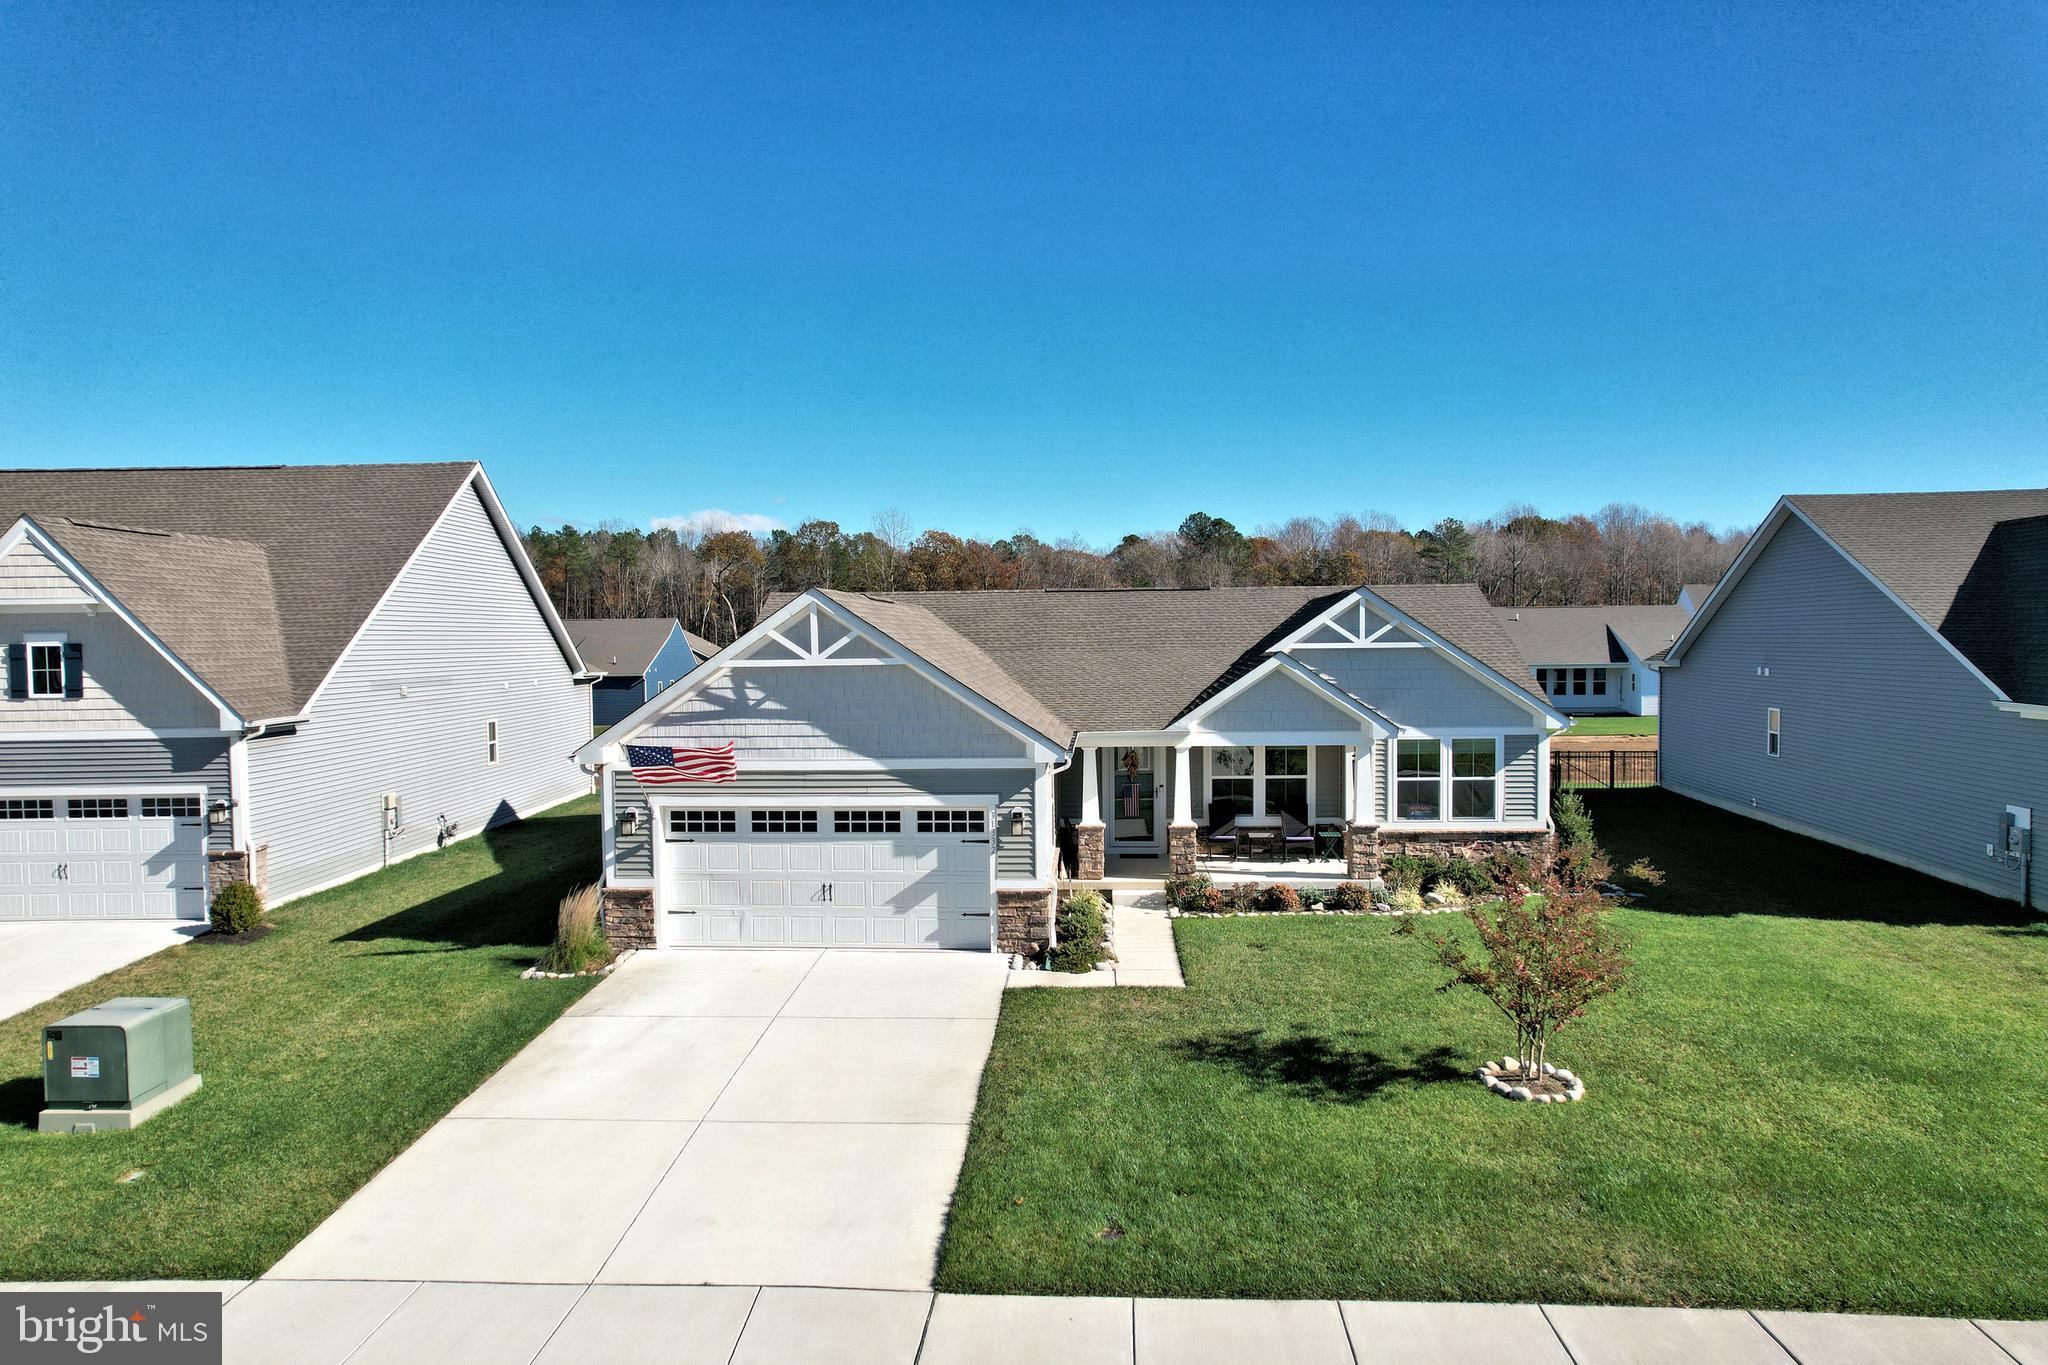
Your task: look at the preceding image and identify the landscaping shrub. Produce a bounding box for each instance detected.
[1483,847,1537,891]
[1436,858,1497,898]
[1257,883,1302,914]
[1553,789,1596,850]
[1297,886,1327,909]
[209,881,264,935]
[1380,854,1443,893]
[1164,872,1214,913]
[1390,885,1426,913]
[539,883,614,974]
[1218,883,1260,914]
[1049,890,1112,973]
[1550,790,1613,889]
[1324,881,1374,914]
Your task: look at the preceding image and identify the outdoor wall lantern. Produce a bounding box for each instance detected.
[618,807,645,836]
[1007,808,1026,836]
[207,799,235,830]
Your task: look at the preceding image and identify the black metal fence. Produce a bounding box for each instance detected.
[1552,748,1660,789]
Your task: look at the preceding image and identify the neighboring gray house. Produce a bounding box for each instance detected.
[575,584,1569,956]
[1677,582,1717,615]
[0,462,591,919]
[1660,488,2047,911]
[570,618,709,728]
[1493,605,1690,716]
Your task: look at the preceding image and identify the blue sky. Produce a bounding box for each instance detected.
[3,2,2043,544]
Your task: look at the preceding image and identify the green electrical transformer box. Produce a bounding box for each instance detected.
[41,997,201,1133]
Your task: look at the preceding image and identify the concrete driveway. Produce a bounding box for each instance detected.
[0,920,206,1023]
[268,948,1007,1291]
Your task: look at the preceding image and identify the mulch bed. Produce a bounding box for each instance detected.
[195,925,274,946]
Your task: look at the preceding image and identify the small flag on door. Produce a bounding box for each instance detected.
[625,742,738,785]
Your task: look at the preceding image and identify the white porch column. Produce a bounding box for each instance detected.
[1353,740,1376,824]
[1079,745,1100,823]
[1171,744,1193,824]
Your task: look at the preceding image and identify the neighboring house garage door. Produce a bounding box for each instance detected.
[657,804,994,950]
[0,794,209,922]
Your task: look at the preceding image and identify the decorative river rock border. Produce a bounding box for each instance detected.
[1478,1057,1587,1103]
[522,948,637,981]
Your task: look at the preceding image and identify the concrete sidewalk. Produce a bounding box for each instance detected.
[11,1281,2041,1364]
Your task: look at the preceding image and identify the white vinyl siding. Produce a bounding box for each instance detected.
[246,483,587,903]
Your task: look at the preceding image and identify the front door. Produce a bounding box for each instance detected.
[1106,747,1159,851]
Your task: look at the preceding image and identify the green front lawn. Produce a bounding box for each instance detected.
[0,797,600,1281]
[1564,715,1659,736]
[940,791,2048,1316]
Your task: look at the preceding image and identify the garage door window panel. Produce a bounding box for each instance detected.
[1,799,55,820]
[916,809,986,834]
[834,810,902,834]
[669,809,737,835]
[752,809,819,834]
[67,799,129,820]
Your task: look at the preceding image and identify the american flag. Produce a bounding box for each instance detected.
[625,742,738,785]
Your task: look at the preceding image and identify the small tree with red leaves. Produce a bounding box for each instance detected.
[1399,876,1632,1080]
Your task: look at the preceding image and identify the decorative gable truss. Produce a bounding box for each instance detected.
[574,592,1063,770]
[1274,588,1570,732]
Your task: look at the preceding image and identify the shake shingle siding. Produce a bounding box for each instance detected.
[1202,672,1357,731]
[247,486,588,903]
[0,537,93,603]
[611,766,1035,881]
[642,664,1026,762]
[1662,514,2048,908]
[1,737,233,851]
[2,609,219,732]
[1311,650,1536,729]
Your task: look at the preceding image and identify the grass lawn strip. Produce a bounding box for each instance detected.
[0,796,600,1281]
[938,790,2048,1316]
[1562,715,1659,737]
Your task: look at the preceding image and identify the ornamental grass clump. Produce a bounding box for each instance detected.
[539,883,614,974]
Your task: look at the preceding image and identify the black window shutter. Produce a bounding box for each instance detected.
[62,641,84,699]
[5,643,24,701]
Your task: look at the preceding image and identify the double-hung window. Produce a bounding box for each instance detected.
[1450,739,1499,819]
[1209,746,1255,816]
[26,637,65,698]
[1591,669,1608,697]
[1262,746,1308,820]
[1395,740,1442,820]
[485,720,499,764]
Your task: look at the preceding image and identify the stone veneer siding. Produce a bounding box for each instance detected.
[1346,825,1554,879]
[207,845,269,902]
[997,887,1053,959]
[1074,822,1105,880]
[601,887,656,950]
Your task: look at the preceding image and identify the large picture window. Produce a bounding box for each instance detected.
[1450,738,1499,819]
[1395,740,1441,820]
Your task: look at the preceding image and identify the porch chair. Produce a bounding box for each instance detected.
[1203,799,1240,861]
[1280,812,1316,860]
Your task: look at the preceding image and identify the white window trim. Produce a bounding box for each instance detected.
[1387,735,1506,826]
[1203,743,1316,823]
[23,633,67,699]
[1766,707,1781,758]
[486,718,500,765]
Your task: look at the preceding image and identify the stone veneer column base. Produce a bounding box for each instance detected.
[600,887,656,950]
[1074,822,1106,880]
[1345,825,1381,880]
[207,845,269,902]
[997,887,1054,960]
[1166,823,1199,877]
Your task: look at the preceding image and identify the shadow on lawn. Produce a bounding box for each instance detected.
[0,1075,41,1130]
[1172,1029,1464,1103]
[1583,789,2036,929]
[336,807,598,957]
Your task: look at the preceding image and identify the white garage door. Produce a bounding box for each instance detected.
[658,804,994,950]
[0,793,210,922]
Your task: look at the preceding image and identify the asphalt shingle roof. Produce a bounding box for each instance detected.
[768,583,1547,742]
[569,618,685,677]
[1788,489,2048,704]
[2,462,488,720]
[1493,606,1691,668]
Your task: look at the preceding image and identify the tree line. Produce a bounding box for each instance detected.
[523,503,1746,647]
